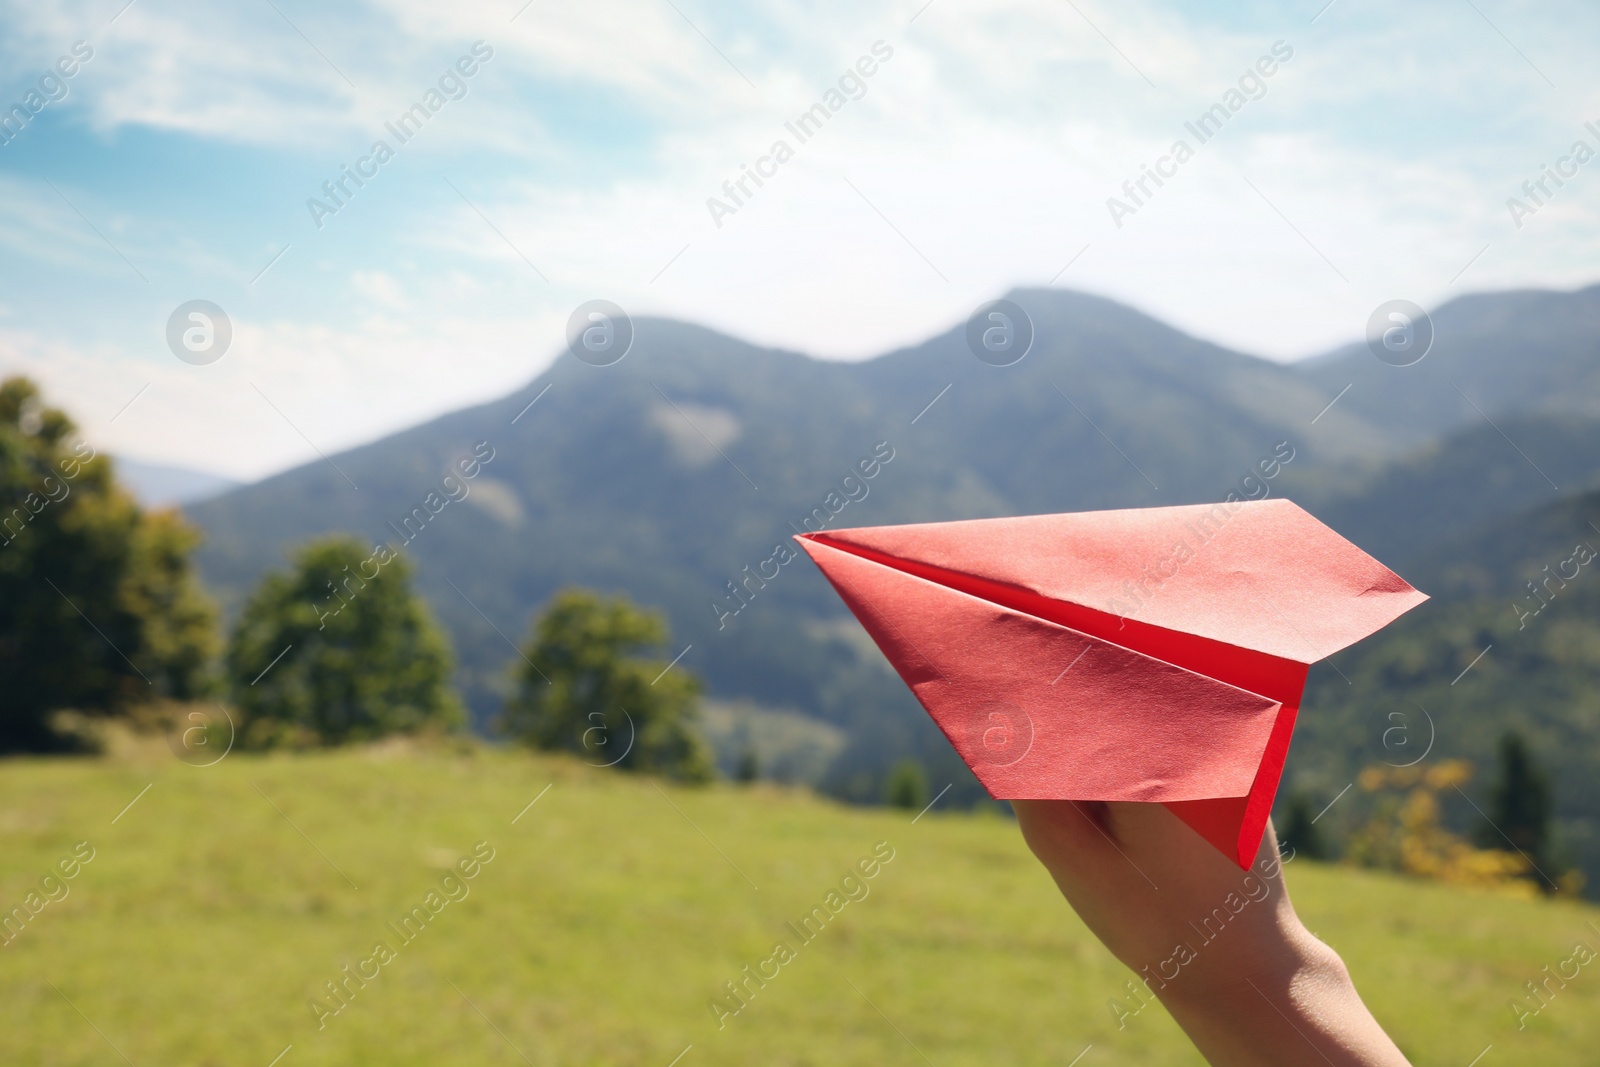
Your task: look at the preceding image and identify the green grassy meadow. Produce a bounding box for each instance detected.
[3,739,1598,1065]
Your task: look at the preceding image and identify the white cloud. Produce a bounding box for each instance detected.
[351,270,405,308]
[0,308,559,480]
[2,0,1599,478]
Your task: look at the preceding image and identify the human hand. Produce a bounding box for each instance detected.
[1012,799,1410,1066]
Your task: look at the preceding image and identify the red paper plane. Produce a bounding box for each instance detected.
[794,500,1427,868]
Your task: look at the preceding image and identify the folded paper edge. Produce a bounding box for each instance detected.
[796,532,1292,801]
[796,529,1312,868]
[796,511,1431,665]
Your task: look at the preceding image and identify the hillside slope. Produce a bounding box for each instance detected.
[179,284,1600,815]
[1281,411,1600,576]
[1299,284,1600,445]
[184,288,1393,798]
[2,744,1598,1065]
[1285,487,1600,890]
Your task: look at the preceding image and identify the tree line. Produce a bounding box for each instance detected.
[0,376,1570,872]
[1277,735,1577,897]
[0,377,708,778]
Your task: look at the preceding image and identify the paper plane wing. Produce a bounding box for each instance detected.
[794,500,1426,868]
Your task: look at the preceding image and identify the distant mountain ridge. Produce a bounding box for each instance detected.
[184,285,1600,850]
[1298,284,1600,445]
[116,457,242,508]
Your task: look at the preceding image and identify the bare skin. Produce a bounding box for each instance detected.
[1012,799,1412,1066]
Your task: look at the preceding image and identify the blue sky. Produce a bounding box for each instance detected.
[1,0,1597,478]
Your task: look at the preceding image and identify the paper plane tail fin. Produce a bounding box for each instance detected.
[1165,697,1300,868]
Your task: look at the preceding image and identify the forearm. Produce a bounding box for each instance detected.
[1157,921,1410,1067]
[1013,800,1410,1067]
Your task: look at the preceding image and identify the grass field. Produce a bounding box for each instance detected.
[3,737,1599,1066]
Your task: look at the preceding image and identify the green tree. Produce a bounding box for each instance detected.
[1277,790,1329,861]
[0,377,217,751]
[502,589,711,782]
[885,758,929,810]
[227,536,461,746]
[1476,731,1556,890]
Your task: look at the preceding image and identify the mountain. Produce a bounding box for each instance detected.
[1414,485,1600,602]
[1285,486,1600,892]
[183,285,1600,844]
[186,288,1388,801]
[115,456,242,507]
[1298,284,1600,446]
[1280,410,1600,577]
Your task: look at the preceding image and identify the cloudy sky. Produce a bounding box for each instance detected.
[1,0,1596,479]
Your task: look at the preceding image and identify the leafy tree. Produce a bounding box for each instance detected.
[227,537,461,746]
[1346,761,1533,893]
[885,758,929,810]
[1277,790,1329,861]
[1476,731,1558,892]
[0,377,217,751]
[502,589,711,782]
[734,747,760,784]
